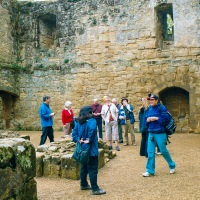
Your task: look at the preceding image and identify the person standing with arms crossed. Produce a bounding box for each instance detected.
[39,95,55,145]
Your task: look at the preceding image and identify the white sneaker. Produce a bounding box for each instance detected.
[170,168,176,174]
[142,172,154,177]
[156,152,162,155]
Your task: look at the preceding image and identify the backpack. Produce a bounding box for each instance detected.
[165,111,176,135]
[158,105,176,135]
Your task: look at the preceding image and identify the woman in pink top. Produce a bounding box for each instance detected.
[61,101,74,138]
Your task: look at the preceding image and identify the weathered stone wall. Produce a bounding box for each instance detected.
[0,0,19,63]
[0,0,199,132]
[0,138,37,200]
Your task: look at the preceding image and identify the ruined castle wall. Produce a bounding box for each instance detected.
[0,4,14,63]
[0,0,199,132]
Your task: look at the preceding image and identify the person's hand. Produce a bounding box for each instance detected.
[151,117,158,121]
[147,117,158,122]
[119,116,125,119]
[147,117,151,122]
[80,138,84,143]
[50,113,55,116]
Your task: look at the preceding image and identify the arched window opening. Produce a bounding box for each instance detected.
[36,14,57,49]
[155,3,174,50]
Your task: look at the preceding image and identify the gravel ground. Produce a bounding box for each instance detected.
[21,131,200,200]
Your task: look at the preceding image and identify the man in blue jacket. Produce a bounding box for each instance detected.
[39,95,55,145]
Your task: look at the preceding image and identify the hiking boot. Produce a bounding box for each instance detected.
[115,146,120,151]
[119,140,123,143]
[91,189,106,195]
[170,168,176,174]
[142,172,154,177]
[81,185,92,190]
[123,143,128,146]
[132,143,137,146]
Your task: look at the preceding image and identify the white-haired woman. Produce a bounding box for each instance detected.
[61,101,74,138]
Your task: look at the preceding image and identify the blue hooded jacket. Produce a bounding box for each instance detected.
[146,104,170,134]
[72,118,99,156]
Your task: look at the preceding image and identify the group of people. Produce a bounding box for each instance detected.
[38,93,176,195]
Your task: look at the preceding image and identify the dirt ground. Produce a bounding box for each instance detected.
[21,131,200,200]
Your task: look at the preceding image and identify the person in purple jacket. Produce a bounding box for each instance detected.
[91,98,103,139]
[72,106,106,195]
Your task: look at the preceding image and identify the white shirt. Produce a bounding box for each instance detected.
[101,103,118,123]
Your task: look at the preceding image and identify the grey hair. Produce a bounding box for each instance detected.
[65,101,72,108]
[112,98,117,103]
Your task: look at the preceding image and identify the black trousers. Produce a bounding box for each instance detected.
[39,126,54,145]
[80,156,99,191]
[95,118,103,139]
[140,131,148,157]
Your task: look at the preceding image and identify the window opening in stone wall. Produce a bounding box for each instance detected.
[36,14,57,50]
[159,87,189,132]
[155,3,174,50]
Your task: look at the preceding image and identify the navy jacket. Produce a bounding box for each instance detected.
[146,104,170,133]
[72,118,99,156]
[39,103,53,127]
[138,107,148,133]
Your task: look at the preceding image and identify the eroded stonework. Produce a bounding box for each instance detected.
[0,0,199,132]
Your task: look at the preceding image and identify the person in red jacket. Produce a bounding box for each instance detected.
[61,101,74,138]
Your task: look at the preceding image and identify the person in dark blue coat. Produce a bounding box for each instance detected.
[38,96,55,145]
[142,94,176,177]
[72,106,106,195]
[138,97,149,157]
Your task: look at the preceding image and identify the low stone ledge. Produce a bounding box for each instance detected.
[36,139,116,179]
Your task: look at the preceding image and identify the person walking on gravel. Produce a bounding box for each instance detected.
[143,94,176,177]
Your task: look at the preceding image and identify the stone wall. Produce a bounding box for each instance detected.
[0,138,37,200]
[0,0,199,132]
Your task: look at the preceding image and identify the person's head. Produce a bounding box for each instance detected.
[93,98,99,105]
[64,101,72,109]
[103,96,110,103]
[43,96,51,104]
[149,94,159,106]
[121,97,128,106]
[111,98,117,105]
[78,106,93,124]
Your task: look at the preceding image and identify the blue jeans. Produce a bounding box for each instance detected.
[146,133,176,174]
[80,156,99,191]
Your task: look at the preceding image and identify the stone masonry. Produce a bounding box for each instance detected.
[0,137,37,200]
[0,0,199,132]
